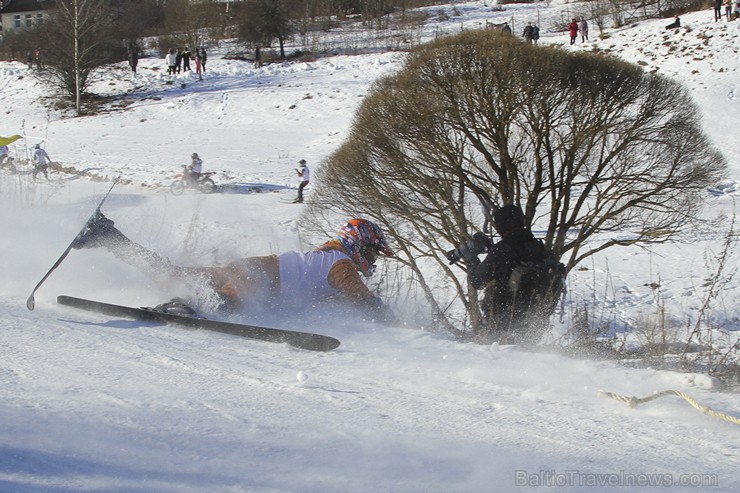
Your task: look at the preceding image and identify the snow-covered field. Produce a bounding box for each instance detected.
[0,2,738,492]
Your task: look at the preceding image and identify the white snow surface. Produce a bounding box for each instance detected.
[0,2,738,492]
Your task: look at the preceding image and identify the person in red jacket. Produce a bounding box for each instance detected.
[568,18,579,45]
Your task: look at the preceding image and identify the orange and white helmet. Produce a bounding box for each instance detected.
[337,219,394,277]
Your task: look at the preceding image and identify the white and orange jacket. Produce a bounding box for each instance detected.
[198,240,378,311]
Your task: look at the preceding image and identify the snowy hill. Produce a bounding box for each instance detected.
[0,2,738,492]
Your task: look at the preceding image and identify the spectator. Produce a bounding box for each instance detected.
[523,22,535,43]
[715,0,723,21]
[34,47,43,69]
[579,18,589,42]
[665,16,681,29]
[568,18,579,45]
[254,45,262,68]
[501,22,512,34]
[175,48,183,73]
[724,0,732,20]
[182,47,191,72]
[532,24,540,45]
[448,205,565,344]
[199,48,207,72]
[166,49,177,75]
[128,48,139,74]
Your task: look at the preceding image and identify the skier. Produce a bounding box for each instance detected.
[188,152,203,184]
[447,204,565,344]
[32,144,51,180]
[294,159,310,203]
[71,215,395,321]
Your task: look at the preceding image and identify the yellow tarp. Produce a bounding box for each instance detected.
[0,135,22,146]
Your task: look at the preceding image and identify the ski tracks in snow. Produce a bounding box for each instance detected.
[1,298,738,492]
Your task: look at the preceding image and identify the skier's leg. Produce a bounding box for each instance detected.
[72,212,183,279]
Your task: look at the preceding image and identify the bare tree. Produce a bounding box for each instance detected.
[36,0,118,115]
[304,30,727,337]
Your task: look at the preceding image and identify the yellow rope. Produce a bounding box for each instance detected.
[598,389,740,426]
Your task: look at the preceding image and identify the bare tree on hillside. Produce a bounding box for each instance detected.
[303,30,727,336]
[35,0,118,115]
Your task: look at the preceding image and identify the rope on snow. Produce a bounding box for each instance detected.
[598,389,740,426]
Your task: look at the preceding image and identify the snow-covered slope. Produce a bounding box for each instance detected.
[0,2,737,492]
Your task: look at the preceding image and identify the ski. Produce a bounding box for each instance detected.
[56,295,341,352]
[26,178,120,310]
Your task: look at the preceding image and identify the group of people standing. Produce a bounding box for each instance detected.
[522,22,541,44]
[715,0,740,21]
[166,47,207,75]
[568,17,589,45]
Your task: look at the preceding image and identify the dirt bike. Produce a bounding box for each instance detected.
[170,165,217,195]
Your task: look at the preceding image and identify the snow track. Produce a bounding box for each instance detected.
[2,297,736,492]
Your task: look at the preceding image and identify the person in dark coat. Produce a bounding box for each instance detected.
[199,48,207,72]
[182,47,191,71]
[665,16,681,29]
[453,205,564,344]
[523,22,535,43]
[254,45,262,68]
[532,24,540,45]
[128,48,139,74]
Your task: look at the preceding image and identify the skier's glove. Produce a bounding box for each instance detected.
[368,296,396,325]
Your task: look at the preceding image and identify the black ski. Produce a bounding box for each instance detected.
[57,295,341,352]
[26,178,120,310]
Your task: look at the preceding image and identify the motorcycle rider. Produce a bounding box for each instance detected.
[187,153,202,185]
